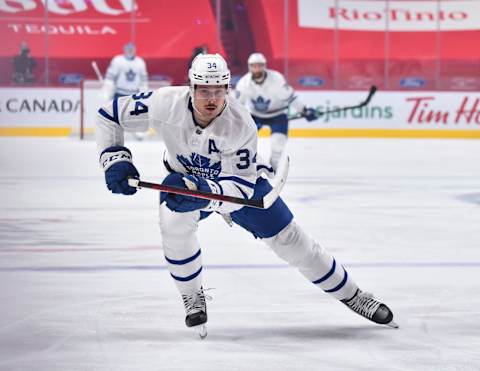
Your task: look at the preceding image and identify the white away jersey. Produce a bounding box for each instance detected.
[235,69,304,119]
[96,86,273,213]
[105,55,148,96]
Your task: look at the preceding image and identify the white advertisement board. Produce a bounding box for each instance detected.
[1,87,479,137]
[298,0,480,31]
[295,90,480,130]
[0,87,79,127]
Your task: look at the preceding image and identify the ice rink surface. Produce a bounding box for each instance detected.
[0,136,479,371]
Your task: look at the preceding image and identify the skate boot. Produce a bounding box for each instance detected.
[182,288,208,339]
[342,289,398,328]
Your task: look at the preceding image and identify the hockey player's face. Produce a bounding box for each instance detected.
[124,44,136,59]
[193,85,227,119]
[249,63,265,79]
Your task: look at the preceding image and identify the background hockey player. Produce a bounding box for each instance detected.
[102,42,149,140]
[95,53,397,339]
[235,52,319,171]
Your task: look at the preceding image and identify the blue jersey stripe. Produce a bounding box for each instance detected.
[234,184,249,199]
[312,258,336,285]
[165,249,201,265]
[216,181,224,195]
[257,164,274,173]
[216,181,224,207]
[324,268,348,293]
[98,97,120,125]
[170,266,202,282]
[218,176,256,189]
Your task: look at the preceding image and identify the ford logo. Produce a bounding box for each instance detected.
[299,76,324,87]
[400,77,426,88]
[59,74,83,84]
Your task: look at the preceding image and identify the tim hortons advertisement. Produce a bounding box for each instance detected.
[294,91,480,130]
[298,0,480,31]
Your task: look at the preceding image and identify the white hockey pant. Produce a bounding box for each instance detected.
[159,204,203,296]
[264,221,358,300]
[160,204,358,301]
[270,132,287,172]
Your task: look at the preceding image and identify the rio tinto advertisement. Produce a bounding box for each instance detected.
[299,0,480,31]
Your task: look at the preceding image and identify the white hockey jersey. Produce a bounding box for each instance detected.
[235,69,305,119]
[104,55,148,97]
[96,86,273,213]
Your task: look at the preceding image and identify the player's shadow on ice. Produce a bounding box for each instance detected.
[210,325,387,342]
[98,324,390,344]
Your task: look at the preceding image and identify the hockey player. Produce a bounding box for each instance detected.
[102,42,149,140]
[96,53,397,339]
[235,52,319,171]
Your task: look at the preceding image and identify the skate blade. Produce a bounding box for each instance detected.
[193,324,207,339]
[386,321,399,329]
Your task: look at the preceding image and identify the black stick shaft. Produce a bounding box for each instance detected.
[136,180,264,209]
[289,85,377,120]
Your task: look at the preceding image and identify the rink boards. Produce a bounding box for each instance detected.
[0,87,479,139]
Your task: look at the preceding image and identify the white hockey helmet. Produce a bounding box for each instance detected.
[189,53,231,87]
[248,52,267,66]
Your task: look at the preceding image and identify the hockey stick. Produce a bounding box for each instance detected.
[289,85,377,120]
[128,157,289,209]
[91,61,104,83]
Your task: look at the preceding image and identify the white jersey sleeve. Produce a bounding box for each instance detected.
[234,76,249,106]
[138,57,148,91]
[96,90,155,152]
[104,56,121,85]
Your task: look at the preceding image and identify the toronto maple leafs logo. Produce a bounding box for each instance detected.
[177,153,221,180]
[125,69,136,81]
[251,96,271,112]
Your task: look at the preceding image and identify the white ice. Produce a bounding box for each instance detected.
[0,136,479,371]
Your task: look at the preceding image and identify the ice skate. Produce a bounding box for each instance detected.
[182,288,208,339]
[342,289,398,328]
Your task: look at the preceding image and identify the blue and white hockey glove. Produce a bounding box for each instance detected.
[160,173,222,213]
[302,107,319,122]
[100,146,139,195]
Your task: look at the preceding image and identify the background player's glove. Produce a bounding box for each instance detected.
[100,146,139,195]
[302,107,319,122]
[160,173,222,213]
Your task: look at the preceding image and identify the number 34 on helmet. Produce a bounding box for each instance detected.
[189,53,231,87]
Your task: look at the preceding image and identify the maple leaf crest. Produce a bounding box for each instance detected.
[125,69,136,81]
[177,153,221,179]
[251,96,271,112]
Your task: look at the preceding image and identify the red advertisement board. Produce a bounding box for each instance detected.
[1,0,224,84]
